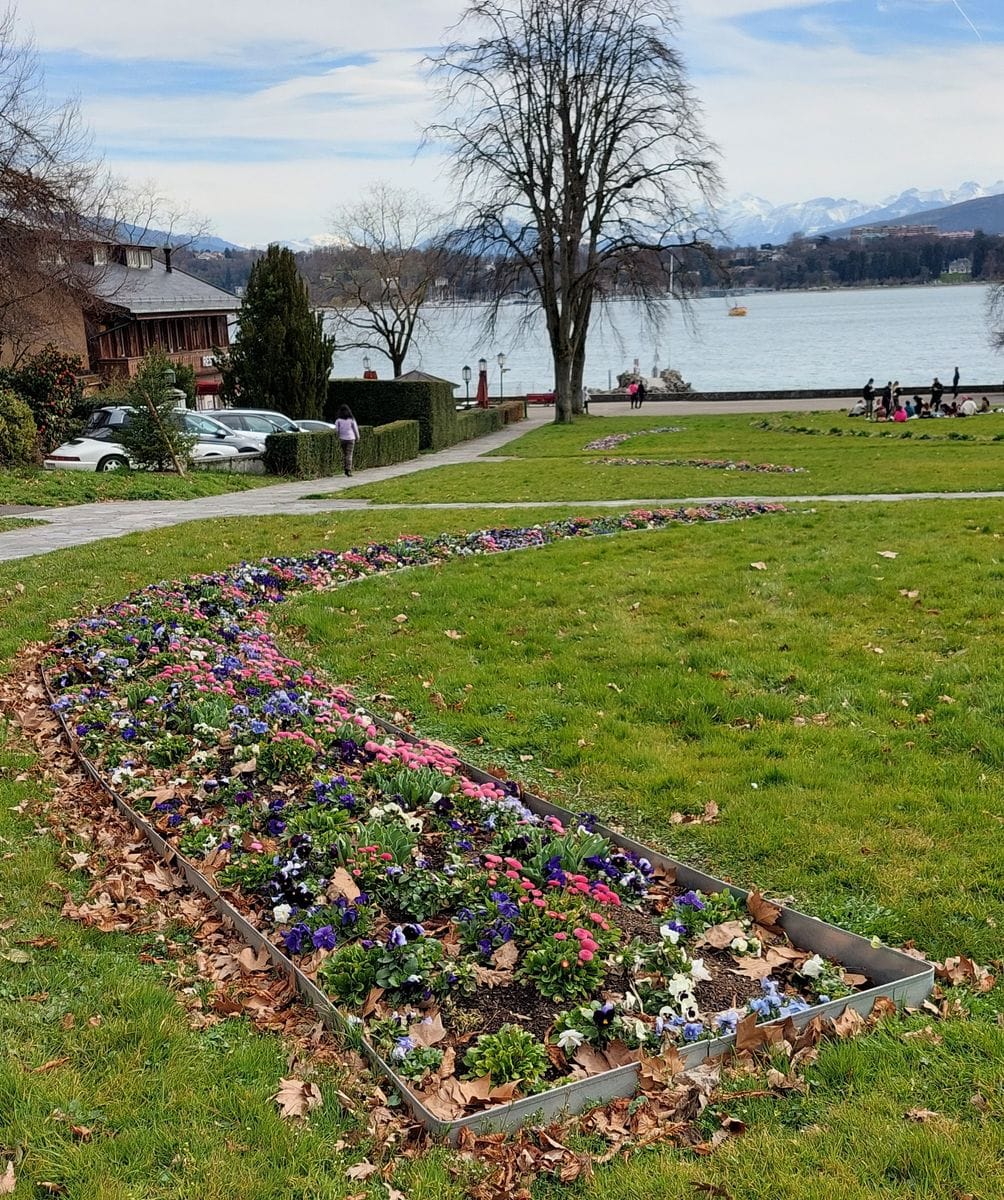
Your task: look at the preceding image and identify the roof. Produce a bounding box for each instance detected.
[87,258,240,316]
[394,369,459,388]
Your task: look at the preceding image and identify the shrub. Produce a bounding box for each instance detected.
[457,407,503,441]
[0,387,38,467]
[354,420,420,469]
[117,350,196,471]
[264,421,420,478]
[326,379,457,450]
[0,345,84,452]
[499,400,525,425]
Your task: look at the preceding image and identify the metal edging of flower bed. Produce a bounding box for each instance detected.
[41,668,934,1143]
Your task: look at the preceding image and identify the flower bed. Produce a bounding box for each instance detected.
[41,506,931,1135]
[591,457,807,474]
[583,427,686,451]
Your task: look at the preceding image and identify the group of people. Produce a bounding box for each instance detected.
[851,369,991,421]
[627,378,647,409]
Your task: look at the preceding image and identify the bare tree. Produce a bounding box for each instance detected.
[326,183,445,377]
[429,0,720,421]
[0,6,106,363]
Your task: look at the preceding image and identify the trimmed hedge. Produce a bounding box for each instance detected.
[354,419,420,469]
[263,420,420,479]
[456,407,503,442]
[326,379,458,451]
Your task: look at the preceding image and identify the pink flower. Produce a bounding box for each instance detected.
[578,949,594,963]
[553,932,569,941]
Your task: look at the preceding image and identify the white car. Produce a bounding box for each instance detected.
[45,431,240,472]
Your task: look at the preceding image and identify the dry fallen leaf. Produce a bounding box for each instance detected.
[877,550,898,559]
[0,1162,14,1196]
[749,561,767,571]
[443,629,463,640]
[346,1162,378,1182]
[274,1078,323,1119]
[905,1108,942,1123]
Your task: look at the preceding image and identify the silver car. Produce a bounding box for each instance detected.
[202,409,304,436]
[85,406,266,454]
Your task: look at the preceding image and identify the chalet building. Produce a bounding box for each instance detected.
[85,244,239,396]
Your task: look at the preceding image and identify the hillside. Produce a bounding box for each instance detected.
[836,191,1004,236]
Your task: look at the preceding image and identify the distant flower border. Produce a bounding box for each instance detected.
[591,457,807,474]
[583,427,686,451]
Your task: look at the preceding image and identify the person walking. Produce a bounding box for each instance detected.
[952,367,960,399]
[334,404,361,476]
[627,380,639,409]
[636,378,647,409]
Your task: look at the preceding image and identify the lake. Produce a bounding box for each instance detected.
[327,284,1004,394]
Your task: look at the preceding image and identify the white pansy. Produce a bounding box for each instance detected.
[801,953,824,978]
[659,924,681,945]
[556,1028,585,1051]
[731,936,750,955]
[689,958,713,985]
[668,972,693,998]
[272,904,293,924]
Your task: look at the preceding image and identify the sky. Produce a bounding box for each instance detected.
[10,0,1004,245]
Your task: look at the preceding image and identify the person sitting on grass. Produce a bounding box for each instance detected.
[918,401,934,419]
[892,403,907,423]
[848,396,866,417]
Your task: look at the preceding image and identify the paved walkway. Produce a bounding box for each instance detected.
[2,403,1003,563]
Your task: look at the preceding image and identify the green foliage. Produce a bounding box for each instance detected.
[173,362,197,406]
[317,942,377,1006]
[462,1024,550,1089]
[221,244,334,420]
[362,764,455,809]
[117,350,196,471]
[0,387,38,467]
[255,735,317,782]
[456,407,503,441]
[326,379,457,450]
[263,421,420,479]
[0,345,84,452]
[353,419,420,469]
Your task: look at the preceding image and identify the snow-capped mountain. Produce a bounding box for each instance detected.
[273,233,348,253]
[716,181,1004,246]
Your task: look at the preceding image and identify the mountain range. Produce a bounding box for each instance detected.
[716,181,1004,246]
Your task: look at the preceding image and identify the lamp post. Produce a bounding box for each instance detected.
[462,364,471,406]
[363,354,370,375]
[496,352,507,402]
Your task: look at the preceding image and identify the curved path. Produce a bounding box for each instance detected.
[1,400,1002,563]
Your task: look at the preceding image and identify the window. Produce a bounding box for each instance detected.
[125,248,153,269]
[92,246,109,266]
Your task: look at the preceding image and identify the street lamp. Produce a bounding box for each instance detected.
[462,363,472,406]
[362,354,371,374]
[496,352,507,402]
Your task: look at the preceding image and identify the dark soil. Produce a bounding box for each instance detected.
[693,947,764,1013]
[457,979,556,1043]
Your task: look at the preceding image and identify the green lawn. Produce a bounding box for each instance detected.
[331,412,1004,503]
[1,489,1002,1196]
[0,466,277,507]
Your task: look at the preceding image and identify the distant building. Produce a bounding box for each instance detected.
[8,241,239,395]
[85,245,239,395]
[947,257,973,275]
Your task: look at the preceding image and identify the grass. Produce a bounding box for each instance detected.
[0,470,1002,1195]
[0,517,45,532]
[329,411,1004,503]
[0,466,277,507]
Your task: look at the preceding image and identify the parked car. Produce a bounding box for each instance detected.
[202,408,304,435]
[44,433,239,472]
[44,406,245,472]
[295,419,339,433]
[81,405,267,454]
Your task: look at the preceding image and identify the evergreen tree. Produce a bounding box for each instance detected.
[118,349,195,474]
[219,245,335,419]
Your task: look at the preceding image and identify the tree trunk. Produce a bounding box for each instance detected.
[552,351,574,423]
